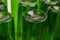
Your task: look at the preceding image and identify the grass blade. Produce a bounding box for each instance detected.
[11,0,19,40]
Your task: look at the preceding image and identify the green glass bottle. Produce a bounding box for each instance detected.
[18,0,37,40]
[0,1,14,40]
[42,0,60,40]
[44,5,60,40]
[18,0,48,40]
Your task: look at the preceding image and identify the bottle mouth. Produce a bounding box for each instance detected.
[48,6,60,12]
[20,1,36,7]
[23,10,47,23]
[0,2,5,11]
[43,0,58,5]
[0,12,12,23]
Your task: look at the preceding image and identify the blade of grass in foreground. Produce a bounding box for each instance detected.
[11,0,19,40]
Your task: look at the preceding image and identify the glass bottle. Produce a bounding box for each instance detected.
[44,5,60,40]
[23,9,47,40]
[18,0,37,40]
[18,0,48,40]
[42,0,60,40]
[0,1,14,40]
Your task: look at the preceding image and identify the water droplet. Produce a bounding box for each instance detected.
[23,10,47,23]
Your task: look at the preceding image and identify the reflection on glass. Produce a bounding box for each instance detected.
[23,10,47,23]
